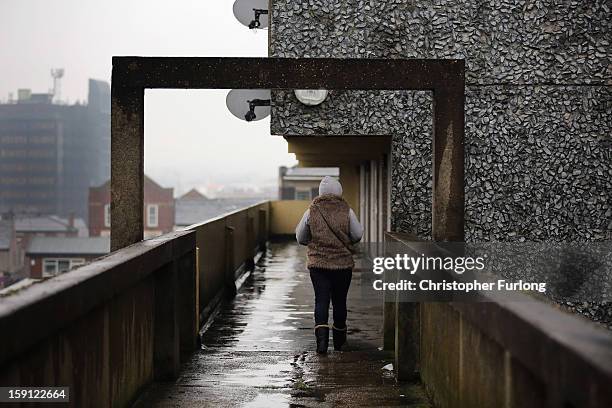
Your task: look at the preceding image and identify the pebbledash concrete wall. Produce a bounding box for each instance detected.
[269,0,611,242]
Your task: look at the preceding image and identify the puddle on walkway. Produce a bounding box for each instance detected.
[242,393,290,407]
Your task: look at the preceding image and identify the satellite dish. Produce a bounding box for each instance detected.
[226,89,271,122]
[295,90,328,106]
[233,0,269,29]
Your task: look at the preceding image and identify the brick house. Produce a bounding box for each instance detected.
[14,214,86,247]
[9,214,88,279]
[89,176,174,239]
[26,236,109,278]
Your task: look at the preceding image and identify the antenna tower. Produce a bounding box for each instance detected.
[50,68,65,103]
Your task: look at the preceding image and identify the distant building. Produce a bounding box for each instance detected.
[174,189,262,228]
[8,214,87,278]
[278,166,339,200]
[14,213,87,248]
[89,176,175,239]
[0,79,110,219]
[26,236,109,278]
[208,185,276,200]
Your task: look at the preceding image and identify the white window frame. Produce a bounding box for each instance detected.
[104,204,111,227]
[43,259,57,276]
[147,204,159,228]
[42,258,86,277]
[295,190,311,201]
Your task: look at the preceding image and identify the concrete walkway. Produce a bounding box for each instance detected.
[134,242,431,407]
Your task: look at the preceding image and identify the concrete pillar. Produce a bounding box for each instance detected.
[382,267,397,351]
[153,261,180,380]
[392,78,465,383]
[258,208,267,251]
[245,215,255,271]
[339,163,360,214]
[225,226,236,296]
[177,250,198,361]
[111,83,145,251]
[395,301,420,381]
[432,88,465,242]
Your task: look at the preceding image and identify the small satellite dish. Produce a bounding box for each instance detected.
[226,89,271,122]
[295,90,328,106]
[233,0,269,29]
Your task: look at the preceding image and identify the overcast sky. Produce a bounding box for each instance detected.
[0,0,296,194]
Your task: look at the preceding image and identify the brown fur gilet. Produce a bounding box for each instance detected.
[307,194,354,270]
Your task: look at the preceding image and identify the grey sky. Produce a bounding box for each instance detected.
[0,0,296,194]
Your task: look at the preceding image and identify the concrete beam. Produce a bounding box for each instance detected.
[111,57,463,90]
[111,57,464,248]
[286,135,392,155]
[297,160,364,167]
[295,153,385,164]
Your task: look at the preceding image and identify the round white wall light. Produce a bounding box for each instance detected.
[294,90,328,106]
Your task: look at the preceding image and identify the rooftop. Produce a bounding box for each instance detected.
[178,189,209,201]
[281,166,339,181]
[15,215,87,236]
[175,198,263,227]
[26,236,110,256]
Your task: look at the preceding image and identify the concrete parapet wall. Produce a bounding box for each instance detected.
[386,233,612,407]
[419,301,612,407]
[186,201,270,323]
[0,201,286,406]
[270,200,310,236]
[0,230,198,407]
[185,199,306,324]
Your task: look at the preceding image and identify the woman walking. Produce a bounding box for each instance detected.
[296,176,364,354]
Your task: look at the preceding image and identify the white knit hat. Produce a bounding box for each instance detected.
[319,176,342,197]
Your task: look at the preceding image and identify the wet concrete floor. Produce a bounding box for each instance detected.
[134,242,431,407]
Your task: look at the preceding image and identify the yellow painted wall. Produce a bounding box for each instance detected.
[270,200,310,235]
[287,136,391,217]
[339,163,360,214]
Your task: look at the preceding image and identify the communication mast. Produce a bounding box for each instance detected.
[50,68,64,103]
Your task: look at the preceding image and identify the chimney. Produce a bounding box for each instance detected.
[68,212,75,229]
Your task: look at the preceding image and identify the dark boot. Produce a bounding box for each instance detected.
[332,325,347,351]
[315,325,329,354]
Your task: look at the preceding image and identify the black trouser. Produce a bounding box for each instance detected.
[309,267,352,328]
